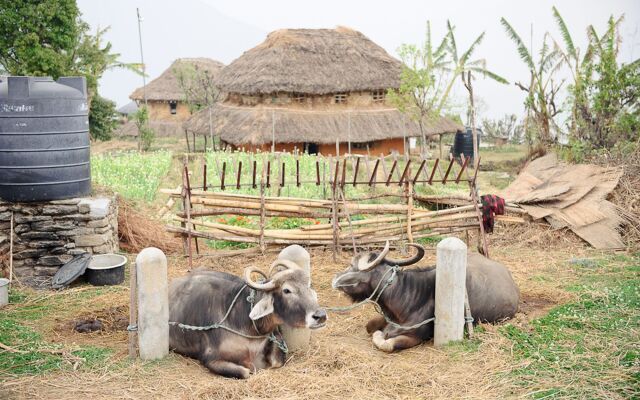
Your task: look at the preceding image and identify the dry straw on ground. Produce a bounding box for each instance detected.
[0,241,593,399]
[117,198,182,254]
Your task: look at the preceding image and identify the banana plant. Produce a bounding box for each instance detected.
[501,17,565,146]
[442,20,508,162]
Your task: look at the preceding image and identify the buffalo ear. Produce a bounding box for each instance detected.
[249,294,274,320]
[332,272,363,289]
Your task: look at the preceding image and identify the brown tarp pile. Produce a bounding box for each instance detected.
[500,153,624,249]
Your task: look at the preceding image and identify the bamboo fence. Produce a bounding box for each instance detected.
[161,153,525,265]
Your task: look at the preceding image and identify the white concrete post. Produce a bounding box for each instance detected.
[277,245,311,352]
[136,247,169,360]
[434,237,467,347]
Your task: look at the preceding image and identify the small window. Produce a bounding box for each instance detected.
[352,141,370,150]
[293,93,306,103]
[372,89,386,102]
[334,93,348,104]
[169,101,177,115]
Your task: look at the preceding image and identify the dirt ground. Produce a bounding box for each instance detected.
[0,224,602,400]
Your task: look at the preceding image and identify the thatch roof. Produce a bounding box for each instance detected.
[117,101,138,116]
[130,58,224,101]
[113,120,182,138]
[216,27,402,95]
[183,104,462,145]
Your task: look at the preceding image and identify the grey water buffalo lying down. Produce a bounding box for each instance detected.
[332,241,519,352]
[169,260,327,379]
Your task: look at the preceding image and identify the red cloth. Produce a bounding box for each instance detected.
[480,195,505,233]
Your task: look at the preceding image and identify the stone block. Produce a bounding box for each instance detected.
[92,244,114,254]
[94,226,113,234]
[27,240,65,248]
[53,213,93,221]
[38,255,73,266]
[64,242,76,249]
[87,218,110,228]
[21,231,59,240]
[0,211,11,221]
[69,249,91,255]
[57,227,95,237]
[14,224,30,234]
[14,266,35,278]
[74,233,110,247]
[42,205,78,215]
[34,266,60,276]
[49,199,81,205]
[15,215,52,224]
[31,220,76,231]
[78,198,111,219]
[14,249,46,259]
[50,246,67,255]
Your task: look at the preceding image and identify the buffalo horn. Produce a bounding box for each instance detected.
[244,266,277,291]
[358,241,391,271]
[384,243,426,266]
[268,259,304,277]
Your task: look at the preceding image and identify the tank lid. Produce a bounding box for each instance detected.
[0,76,87,100]
[51,253,91,289]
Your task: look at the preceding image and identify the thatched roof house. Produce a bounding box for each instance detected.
[185,27,461,155]
[130,58,224,102]
[128,58,224,136]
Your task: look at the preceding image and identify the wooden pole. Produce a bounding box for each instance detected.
[184,130,190,153]
[9,212,13,284]
[128,261,137,358]
[434,237,467,347]
[259,174,266,254]
[406,182,414,243]
[331,186,340,260]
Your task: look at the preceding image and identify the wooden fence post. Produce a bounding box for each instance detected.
[136,248,169,360]
[434,237,467,347]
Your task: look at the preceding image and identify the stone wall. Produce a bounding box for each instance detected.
[0,196,118,285]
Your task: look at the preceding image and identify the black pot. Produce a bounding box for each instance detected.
[85,254,126,286]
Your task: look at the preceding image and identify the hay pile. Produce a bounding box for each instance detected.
[117,198,182,254]
[501,153,625,249]
[594,146,640,249]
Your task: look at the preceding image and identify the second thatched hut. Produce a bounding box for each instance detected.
[184,27,461,154]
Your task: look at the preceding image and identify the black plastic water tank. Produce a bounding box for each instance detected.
[0,76,90,202]
[451,127,481,161]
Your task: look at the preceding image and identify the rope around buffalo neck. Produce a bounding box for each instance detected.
[168,284,288,354]
[328,265,442,333]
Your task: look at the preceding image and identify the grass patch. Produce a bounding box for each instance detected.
[500,254,640,399]
[0,287,116,377]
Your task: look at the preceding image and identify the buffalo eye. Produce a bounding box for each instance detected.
[283,288,292,294]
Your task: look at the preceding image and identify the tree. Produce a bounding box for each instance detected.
[0,0,80,78]
[174,62,220,113]
[482,115,524,145]
[582,16,639,148]
[0,1,142,141]
[68,26,143,103]
[445,21,508,162]
[387,21,450,157]
[88,95,118,141]
[501,18,564,147]
[134,106,155,151]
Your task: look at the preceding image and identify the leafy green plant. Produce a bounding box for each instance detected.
[88,95,118,141]
[134,106,155,151]
[91,150,172,201]
[501,18,564,147]
[387,21,450,157]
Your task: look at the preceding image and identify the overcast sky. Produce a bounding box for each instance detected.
[77,0,639,122]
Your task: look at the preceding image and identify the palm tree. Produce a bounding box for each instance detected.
[442,21,508,162]
[501,17,564,147]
